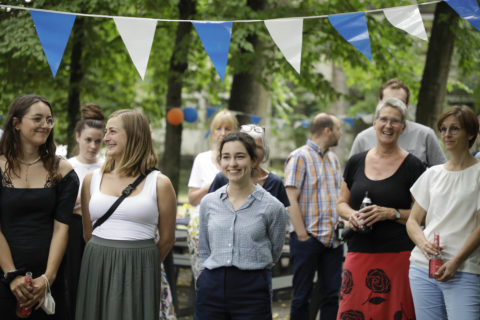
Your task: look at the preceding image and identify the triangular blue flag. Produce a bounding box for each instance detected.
[30,10,76,77]
[249,115,262,125]
[301,120,310,128]
[205,129,211,138]
[445,0,480,31]
[207,107,220,118]
[328,12,372,61]
[193,22,233,81]
[342,117,354,127]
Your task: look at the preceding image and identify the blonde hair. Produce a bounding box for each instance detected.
[210,110,238,133]
[102,109,157,176]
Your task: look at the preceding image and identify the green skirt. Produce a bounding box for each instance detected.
[75,236,160,320]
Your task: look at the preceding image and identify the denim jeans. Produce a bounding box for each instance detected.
[409,263,480,320]
[289,232,343,320]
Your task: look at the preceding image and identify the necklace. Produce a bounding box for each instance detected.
[18,156,42,166]
[18,156,42,184]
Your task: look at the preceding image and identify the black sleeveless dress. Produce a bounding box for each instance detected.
[0,169,79,319]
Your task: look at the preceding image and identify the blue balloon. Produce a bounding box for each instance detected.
[183,107,198,123]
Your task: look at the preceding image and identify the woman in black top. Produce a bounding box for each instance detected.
[336,98,425,320]
[0,94,79,319]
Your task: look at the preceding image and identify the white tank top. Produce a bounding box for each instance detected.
[89,169,159,240]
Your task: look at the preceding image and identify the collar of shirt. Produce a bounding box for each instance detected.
[307,139,329,157]
[219,184,265,202]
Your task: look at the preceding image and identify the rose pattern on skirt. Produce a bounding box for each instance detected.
[362,268,391,305]
[341,269,353,295]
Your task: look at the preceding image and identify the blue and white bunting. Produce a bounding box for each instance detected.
[383,5,427,41]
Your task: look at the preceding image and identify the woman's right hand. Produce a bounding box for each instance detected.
[348,211,364,231]
[9,275,34,304]
[419,239,443,260]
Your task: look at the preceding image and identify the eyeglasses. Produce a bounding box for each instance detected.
[439,125,461,136]
[24,116,55,128]
[377,117,403,127]
[241,125,265,133]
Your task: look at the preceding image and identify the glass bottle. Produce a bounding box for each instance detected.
[429,234,443,278]
[16,272,33,318]
[358,191,372,234]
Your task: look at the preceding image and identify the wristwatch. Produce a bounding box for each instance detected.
[2,268,26,285]
[394,209,401,220]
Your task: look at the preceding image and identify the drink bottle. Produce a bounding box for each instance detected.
[429,234,443,278]
[358,191,372,234]
[16,272,33,318]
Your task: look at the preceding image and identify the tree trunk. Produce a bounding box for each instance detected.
[161,0,196,315]
[66,17,85,157]
[228,0,269,125]
[416,2,458,128]
[162,0,196,192]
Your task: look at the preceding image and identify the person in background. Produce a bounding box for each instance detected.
[284,113,343,320]
[349,78,446,167]
[195,132,287,320]
[407,105,480,319]
[75,109,177,320]
[65,103,104,319]
[0,94,79,319]
[336,98,425,319]
[187,110,238,280]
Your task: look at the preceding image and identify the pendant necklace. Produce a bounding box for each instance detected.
[18,156,41,183]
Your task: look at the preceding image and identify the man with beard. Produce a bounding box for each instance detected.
[284,113,343,320]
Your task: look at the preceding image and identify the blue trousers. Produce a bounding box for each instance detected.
[409,263,480,320]
[289,232,343,320]
[194,267,271,320]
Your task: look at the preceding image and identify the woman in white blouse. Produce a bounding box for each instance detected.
[407,105,480,319]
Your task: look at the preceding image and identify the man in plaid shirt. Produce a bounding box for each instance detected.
[285,113,343,320]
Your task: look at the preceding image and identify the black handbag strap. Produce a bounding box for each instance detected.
[92,168,155,230]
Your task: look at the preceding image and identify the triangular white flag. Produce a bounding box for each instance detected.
[383,5,427,41]
[264,18,303,74]
[114,17,157,80]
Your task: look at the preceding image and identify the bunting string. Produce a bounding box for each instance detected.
[0,1,442,22]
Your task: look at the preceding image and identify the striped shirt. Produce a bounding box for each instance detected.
[198,185,287,271]
[284,139,341,248]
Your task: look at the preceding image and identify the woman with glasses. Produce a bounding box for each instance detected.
[0,94,79,319]
[407,106,480,319]
[187,110,238,280]
[336,98,425,320]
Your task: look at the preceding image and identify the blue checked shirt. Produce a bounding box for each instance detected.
[284,139,341,248]
[198,184,287,271]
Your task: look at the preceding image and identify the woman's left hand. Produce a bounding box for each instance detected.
[434,260,459,282]
[359,205,393,226]
[19,276,47,309]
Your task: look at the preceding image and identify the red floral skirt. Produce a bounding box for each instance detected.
[337,251,415,320]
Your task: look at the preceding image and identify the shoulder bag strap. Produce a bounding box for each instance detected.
[92,168,155,230]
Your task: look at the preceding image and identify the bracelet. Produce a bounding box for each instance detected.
[41,274,50,290]
[1,267,26,285]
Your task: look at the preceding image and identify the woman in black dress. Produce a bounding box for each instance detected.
[0,94,79,319]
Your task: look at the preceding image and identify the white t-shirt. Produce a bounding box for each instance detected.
[68,157,104,193]
[90,169,160,240]
[187,150,219,217]
[410,162,480,274]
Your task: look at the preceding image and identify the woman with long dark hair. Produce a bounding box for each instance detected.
[0,94,79,319]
